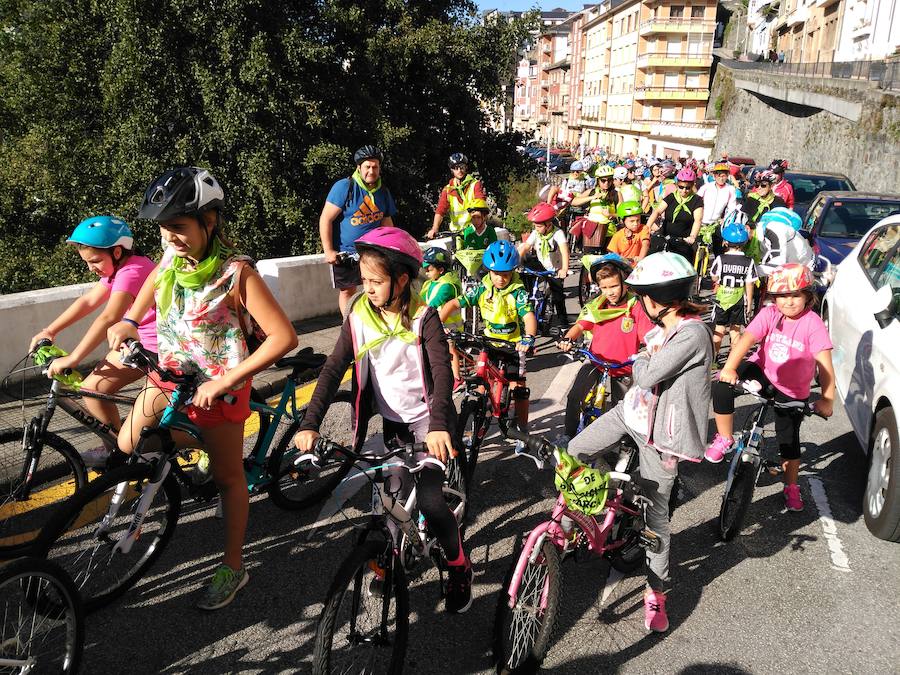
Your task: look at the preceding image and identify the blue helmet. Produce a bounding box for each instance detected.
[588,252,632,278]
[483,240,519,272]
[759,207,802,232]
[67,216,134,249]
[569,161,584,172]
[721,222,749,244]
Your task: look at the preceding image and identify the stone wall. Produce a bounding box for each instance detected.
[709,62,900,194]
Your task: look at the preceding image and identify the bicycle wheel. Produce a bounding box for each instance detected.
[718,451,759,541]
[493,539,561,675]
[578,267,592,307]
[0,557,83,674]
[444,457,469,527]
[34,461,181,613]
[563,365,604,439]
[456,398,488,486]
[0,428,87,558]
[267,390,355,511]
[313,539,409,675]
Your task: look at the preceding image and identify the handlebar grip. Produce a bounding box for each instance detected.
[35,338,53,349]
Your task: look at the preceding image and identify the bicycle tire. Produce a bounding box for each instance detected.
[0,556,84,674]
[0,428,87,558]
[313,539,409,675]
[493,538,561,675]
[456,398,488,486]
[718,453,758,541]
[578,267,592,307]
[34,461,181,613]
[266,390,355,511]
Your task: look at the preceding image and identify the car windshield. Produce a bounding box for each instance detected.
[789,174,853,204]
[821,201,900,238]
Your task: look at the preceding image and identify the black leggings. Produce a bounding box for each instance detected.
[711,361,807,460]
[547,277,569,326]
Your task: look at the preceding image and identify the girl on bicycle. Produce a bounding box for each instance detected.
[706,264,835,512]
[295,226,473,614]
[567,252,712,633]
[107,167,298,610]
[518,202,570,328]
[29,216,157,467]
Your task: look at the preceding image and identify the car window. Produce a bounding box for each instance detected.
[875,244,900,292]
[859,224,900,286]
[789,175,853,204]
[804,199,825,231]
[820,201,900,238]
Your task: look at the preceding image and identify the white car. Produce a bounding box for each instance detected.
[823,214,900,542]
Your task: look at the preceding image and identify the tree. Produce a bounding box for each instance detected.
[0,0,536,293]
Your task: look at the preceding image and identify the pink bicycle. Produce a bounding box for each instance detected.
[493,425,662,674]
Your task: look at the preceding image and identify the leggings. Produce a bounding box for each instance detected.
[547,277,569,326]
[711,361,807,460]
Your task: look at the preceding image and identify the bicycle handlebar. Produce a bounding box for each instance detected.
[297,437,445,474]
[557,340,634,370]
[447,331,520,356]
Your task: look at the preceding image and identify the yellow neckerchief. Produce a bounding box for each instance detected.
[672,189,694,220]
[353,294,424,361]
[446,173,476,203]
[352,169,382,206]
[577,294,637,324]
[537,227,558,261]
[749,191,775,221]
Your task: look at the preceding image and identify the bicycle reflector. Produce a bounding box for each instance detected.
[554,449,609,516]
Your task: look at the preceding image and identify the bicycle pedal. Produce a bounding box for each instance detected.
[640,528,662,554]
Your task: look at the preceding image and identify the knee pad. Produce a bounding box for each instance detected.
[512,386,531,401]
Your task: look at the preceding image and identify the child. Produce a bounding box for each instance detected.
[709,218,759,361]
[705,264,835,512]
[28,216,157,467]
[439,240,537,440]
[518,202,570,328]
[607,202,650,265]
[567,252,712,633]
[421,246,464,390]
[558,253,653,437]
[296,226,473,613]
[107,166,298,610]
[458,200,497,250]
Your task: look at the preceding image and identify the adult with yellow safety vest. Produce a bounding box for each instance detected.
[427,153,487,239]
[571,165,619,253]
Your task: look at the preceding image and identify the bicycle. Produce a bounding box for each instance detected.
[692,222,717,298]
[300,437,466,675]
[717,380,826,541]
[448,331,525,486]
[520,268,568,337]
[0,556,83,674]
[492,425,661,674]
[32,340,343,612]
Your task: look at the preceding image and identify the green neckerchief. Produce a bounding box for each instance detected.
[672,190,694,221]
[750,192,775,222]
[352,169,382,205]
[353,294,423,361]
[578,294,637,324]
[716,285,745,310]
[447,173,475,203]
[156,238,232,318]
[537,228,557,261]
[591,189,613,205]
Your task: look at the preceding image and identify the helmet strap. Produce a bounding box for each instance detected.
[638,294,673,327]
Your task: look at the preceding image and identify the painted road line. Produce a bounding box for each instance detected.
[807,476,851,573]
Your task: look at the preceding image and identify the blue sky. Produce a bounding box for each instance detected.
[476,1,587,11]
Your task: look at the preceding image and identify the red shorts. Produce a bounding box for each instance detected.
[148,372,253,428]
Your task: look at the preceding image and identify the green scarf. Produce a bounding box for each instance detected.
[537,228,557,261]
[448,173,475,203]
[749,192,775,222]
[353,294,424,361]
[672,190,694,221]
[156,238,232,318]
[352,169,382,205]
[578,295,637,324]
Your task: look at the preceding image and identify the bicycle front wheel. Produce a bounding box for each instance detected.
[718,453,758,541]
[0,556,84,674]
[493,539,561,675]
[578,267,592,307]
[34,462,181,613]
[313,539,409,675]
[0,428,87,558]
[457,398,488,486]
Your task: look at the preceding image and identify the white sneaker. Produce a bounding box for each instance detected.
[514,440,526,454]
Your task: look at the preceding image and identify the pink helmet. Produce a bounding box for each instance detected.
[676,168,696,183]
[356,226,423,273]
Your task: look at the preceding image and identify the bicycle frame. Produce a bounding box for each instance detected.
[469,346,515,420]
[722,399,773,496]
[522,269,555,333]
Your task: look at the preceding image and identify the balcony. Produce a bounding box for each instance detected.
[639,18,716,35]
[635,52,713,68]
[541,80,550,88]
[633,119,718,142]
[633,87,710,100]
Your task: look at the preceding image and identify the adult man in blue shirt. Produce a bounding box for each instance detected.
[319,145,398,315]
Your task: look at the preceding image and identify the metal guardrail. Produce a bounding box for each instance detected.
[723,58,900,91]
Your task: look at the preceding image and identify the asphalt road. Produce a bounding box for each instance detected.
[6,278,899,674]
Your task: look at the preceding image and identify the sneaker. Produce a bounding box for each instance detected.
[191,451,212,485]
[197,564,249,611]
[453,378,465,393]
[643,589,669,633]
[704,433,734,464]
[444,559,473,614]
[784,483,804,511]
[80,446,111,469]
[514,440,526,455]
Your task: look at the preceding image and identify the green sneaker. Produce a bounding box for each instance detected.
[197,564,249,611]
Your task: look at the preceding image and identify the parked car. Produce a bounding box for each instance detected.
[823,214,900,542]
[547,153,575,173]
[802,191,900,265]
[747,169,856,218]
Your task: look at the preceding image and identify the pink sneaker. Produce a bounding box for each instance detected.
[452,378,465,393]
[643,589,669,633]
[704,433,734,463]
[784,483,804,511]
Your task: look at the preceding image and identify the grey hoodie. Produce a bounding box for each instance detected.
[632,318,713,461]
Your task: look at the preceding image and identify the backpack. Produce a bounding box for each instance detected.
[759,221,815,275]
[232,261,268,354]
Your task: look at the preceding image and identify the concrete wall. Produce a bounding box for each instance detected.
[709,62,900,193]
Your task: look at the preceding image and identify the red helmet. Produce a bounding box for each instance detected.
[355,226,423,274]
[767,263,813,294]
[526,202,557,224]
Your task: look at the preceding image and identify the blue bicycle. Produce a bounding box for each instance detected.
[521,267,566,337]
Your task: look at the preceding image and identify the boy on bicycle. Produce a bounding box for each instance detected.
[517,203,570,329]
[439,240,537,445]
[458,200,497,250]
[421,247,465,391]
[607,201,650,265]
[709,215,759,362]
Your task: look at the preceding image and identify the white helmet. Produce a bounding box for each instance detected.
[625,252,696,304]
[613,167,628,181]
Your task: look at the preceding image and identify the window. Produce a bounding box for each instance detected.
[666,38,681,56]
[691,6,705,19]
[660,105,677,121]
[664,72,680,88]
[670,6,684,18]
[682,106,697,122]
[685,71,701,87]
[859,225,900,287]
[627,14,633,32]
[688,35,704,55]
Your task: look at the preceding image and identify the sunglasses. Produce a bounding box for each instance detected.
[677,183,692,190]
[756,181,771,186]
[599,177,612,182]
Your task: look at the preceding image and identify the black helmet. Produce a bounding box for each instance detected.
[448,152,468,168]
[422,247,451,270]
[139,167,224,222]
[354,145,383,165]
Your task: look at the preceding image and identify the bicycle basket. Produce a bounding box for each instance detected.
[454,249,486,277]
[554,448,609,516]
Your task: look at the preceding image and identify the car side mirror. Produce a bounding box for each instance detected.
[871,285,898,329]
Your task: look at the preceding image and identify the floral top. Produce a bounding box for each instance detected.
[155,253,252,380]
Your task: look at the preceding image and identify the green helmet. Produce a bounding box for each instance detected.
[595,165,615,179]
[616,201,642,219]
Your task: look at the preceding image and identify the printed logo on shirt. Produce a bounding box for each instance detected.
[351,195,384,226]
[621,316,634,333]
[768,342,790,363]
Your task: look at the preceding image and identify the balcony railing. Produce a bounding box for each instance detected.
[633,87,710,100]
[639,18,716,35]
[635,51,713,68]
[633,118,718,141]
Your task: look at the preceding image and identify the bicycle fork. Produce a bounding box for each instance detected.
[104,458,171,555]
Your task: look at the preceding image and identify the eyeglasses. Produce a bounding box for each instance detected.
[677,184,692,190]
[756,181,771,187]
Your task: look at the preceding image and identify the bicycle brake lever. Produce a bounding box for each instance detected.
[293,453,321,469]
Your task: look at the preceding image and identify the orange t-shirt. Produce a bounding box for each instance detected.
[608,225,649,261]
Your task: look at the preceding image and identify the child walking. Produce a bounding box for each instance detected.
[567,252,712,632]
[709,217,759,361]
[705,264,835,512]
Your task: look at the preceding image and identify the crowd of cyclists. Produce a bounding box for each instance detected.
[17,145,836,670]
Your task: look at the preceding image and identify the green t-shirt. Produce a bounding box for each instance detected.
[460,224,497,250]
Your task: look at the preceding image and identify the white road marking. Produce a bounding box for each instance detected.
[807,476,852,573]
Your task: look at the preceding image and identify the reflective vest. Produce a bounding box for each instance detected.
[444,175,479,233]
[477,273,526,341]
[421,272,463,330]
[588,190,616,224]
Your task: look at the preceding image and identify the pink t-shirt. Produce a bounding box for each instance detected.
[100,255,158,353]
[746,304,832,399]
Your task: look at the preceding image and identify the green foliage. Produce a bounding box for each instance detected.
[0,0,536,293]
[501,176,542,237]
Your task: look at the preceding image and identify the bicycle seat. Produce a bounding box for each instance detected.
[275,347,326,372]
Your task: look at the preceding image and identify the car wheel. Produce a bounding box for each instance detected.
[864,406,900,542]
